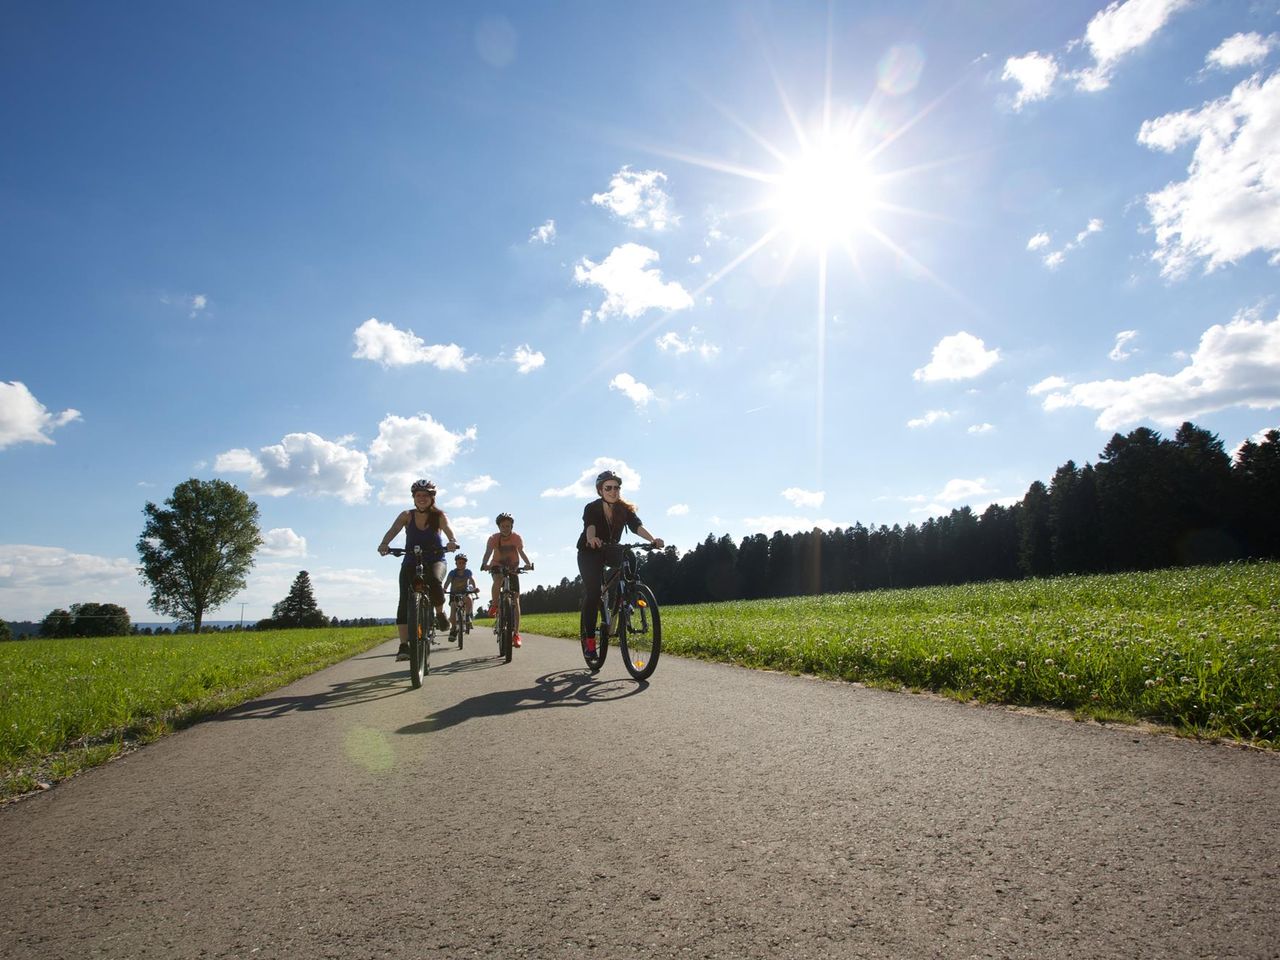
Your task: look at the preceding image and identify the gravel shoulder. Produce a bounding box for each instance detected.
[3,632,1278,959]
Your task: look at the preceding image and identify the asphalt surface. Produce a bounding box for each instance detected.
[3,630,1278,959]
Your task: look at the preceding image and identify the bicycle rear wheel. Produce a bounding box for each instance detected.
[618,583,661,681]
[499,596,514,663]
[407,593,428,688]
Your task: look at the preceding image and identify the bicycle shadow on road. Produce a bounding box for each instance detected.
[396,669,646,734]
[214,669,410,721]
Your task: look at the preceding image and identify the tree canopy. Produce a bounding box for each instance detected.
[137,478,262,633]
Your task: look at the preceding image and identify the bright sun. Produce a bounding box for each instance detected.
[771,135,879,250]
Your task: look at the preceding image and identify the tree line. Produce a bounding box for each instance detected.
[521,423,1280,613]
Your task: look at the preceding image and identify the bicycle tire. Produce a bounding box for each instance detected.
[618,583,661,681]
[582,590,614,672]
[408,593,427,688]
[499,596,514,663]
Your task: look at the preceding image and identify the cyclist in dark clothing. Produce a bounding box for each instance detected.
[577,470,664,655]
[378,479,458,661]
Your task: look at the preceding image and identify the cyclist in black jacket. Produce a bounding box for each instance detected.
[577,470,664,655]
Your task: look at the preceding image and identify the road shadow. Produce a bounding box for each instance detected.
[215,669,410,720]
[396,669,647,734]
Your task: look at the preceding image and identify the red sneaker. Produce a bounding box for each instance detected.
[513,633,522,648]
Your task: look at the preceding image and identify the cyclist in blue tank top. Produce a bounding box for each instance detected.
[377,479,459,661]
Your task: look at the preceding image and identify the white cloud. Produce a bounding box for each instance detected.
[901,477,999,515]
[609,372,654,408]
[740,515,842,535]
[1029,375,1070,396]
[0,544,140,621]
[443,495,472,509]
[512,344,546,373]
[190,294,208,318]
[575,243,694,322]
[913,332,1001,382]
[938,478,996,502]
[656,327,720,359]
[367,413,477,504]
[0,381,81,449]
[529,219,556,244]
[542,458,640,498]
[351,317,473,371]
[448,515,492,540]
[462,475,498,495]
[1139,69,1280,277]
[591,166,678,230]
[1207,33,1276,72]
[667,503,690,516]
[216,432,372,503]
[781,487,825,509]
[907,409,954,429]
[1003,52,1059,109]
[1039,309,1280,430]
[1110,329,1139,361]
[260,528,307,557]
[968,423,995,434]
[1074,0,1194,92]
[1037,218,1104,269]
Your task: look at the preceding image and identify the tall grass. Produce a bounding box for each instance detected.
[1,626,391,797]
[520,562,1280,746]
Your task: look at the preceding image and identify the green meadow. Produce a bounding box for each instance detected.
[1,626,390,799]
[3,563,1276,799]
[521,562,1280,746]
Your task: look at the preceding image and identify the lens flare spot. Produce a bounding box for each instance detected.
[877,44,925,96]
[345,724,394,773]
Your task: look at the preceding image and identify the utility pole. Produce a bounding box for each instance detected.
[239,602,246,629]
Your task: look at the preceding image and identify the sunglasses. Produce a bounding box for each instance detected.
[602,484,621,492]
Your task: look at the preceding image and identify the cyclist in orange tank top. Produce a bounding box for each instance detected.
[480,512,533,646]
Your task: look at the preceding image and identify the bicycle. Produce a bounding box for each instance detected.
[582,542,666,681]
[447,589,478,649]
[385,546,443,688]
[486,563,532,664]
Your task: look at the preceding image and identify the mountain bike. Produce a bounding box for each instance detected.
[583,542,665,681]
[487,563,533,664]
[447,589,478,649]
[386,546,441,688]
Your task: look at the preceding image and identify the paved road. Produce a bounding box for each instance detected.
[3,631,1278,959]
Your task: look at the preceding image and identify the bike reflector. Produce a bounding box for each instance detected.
[636,598,648,608]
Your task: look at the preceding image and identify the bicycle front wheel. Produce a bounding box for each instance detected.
[499,596,514,663]
[618,583,661,681]
[408,593,428,688]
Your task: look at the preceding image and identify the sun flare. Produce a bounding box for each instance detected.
[771,136,879,249]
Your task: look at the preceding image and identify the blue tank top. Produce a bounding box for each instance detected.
[403,510,444,564]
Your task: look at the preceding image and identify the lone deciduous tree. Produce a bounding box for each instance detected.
[137,479,262,633]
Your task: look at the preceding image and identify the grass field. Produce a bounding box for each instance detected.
[0,626,391,799]
[3,563,1276,799]
[520,562,1280,747]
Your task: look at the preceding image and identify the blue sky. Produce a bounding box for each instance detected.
[3,0,1279,623]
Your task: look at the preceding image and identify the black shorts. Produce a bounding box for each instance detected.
[490,569,520,594]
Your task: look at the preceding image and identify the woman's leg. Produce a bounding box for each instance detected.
[577,549,604,638]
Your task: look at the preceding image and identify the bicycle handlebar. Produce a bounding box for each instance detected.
[484,563,534,573]
[383,544,457,558]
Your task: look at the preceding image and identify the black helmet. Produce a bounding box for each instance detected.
[410,479,437,495]
[595,470,621,491]
[496,512,513,524]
